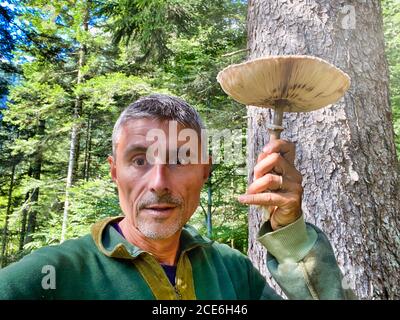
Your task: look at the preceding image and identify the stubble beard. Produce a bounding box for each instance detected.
[135,193,185,240]
[136,208,185,240]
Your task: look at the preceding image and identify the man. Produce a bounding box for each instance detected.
[0,94,354,299]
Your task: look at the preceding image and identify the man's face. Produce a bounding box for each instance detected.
[108,118,210,240]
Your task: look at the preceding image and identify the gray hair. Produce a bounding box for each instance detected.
[112,94,205,156]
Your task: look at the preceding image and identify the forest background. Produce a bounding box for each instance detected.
[0,0,399,297]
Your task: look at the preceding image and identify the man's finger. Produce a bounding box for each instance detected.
[254,153,301,182]
[254,153,279,179]
[247,174,281,194]
[258,139,296,164]
[237,192,287,206]
[247,176,302,195]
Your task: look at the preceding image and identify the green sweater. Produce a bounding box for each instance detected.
[0,215,354,300]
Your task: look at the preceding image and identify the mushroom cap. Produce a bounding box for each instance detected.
[217,55,351,112]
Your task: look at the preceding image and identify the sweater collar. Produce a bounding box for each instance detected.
[91,216,213,260]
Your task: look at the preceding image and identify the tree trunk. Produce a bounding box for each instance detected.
[1,162,16,267]
[83,116,92,181]
[206,175,212,238]
[19,190,31,251]
[246,0,400,299]
[23,119,45,246]
[61,3,89,242]
[73,127,81,184]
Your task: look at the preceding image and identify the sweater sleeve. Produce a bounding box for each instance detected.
[257,214,356,300]
[0,247,58,300]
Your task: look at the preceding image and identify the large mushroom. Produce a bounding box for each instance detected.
[217,55,351,140]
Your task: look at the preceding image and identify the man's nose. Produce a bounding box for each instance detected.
[148,164,171,195]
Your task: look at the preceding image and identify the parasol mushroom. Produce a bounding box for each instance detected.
[216,55,351,140]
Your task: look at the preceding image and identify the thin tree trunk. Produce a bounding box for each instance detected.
[73,128,81,184]
[23,119,45,245]
[83,116,92,181]
[206,176,212,238]
[246,0,400,299]
[19,190,30,251]
[1,162,16,267]
[23,180,40,245]
[61,3,89,242]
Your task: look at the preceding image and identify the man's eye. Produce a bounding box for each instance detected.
[132,157,147,166]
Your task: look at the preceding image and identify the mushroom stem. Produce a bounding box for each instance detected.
[268,104,284,141]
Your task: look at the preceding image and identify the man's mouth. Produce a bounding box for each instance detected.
[141,203,178,219]
[143,204,177,212]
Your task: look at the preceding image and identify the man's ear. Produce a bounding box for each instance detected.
[108,155,118,184]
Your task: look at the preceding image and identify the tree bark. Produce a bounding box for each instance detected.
[61,2,89,242]
[246,0,400,299]
[1,162,16,267]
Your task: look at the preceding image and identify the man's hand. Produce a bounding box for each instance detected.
[238,139,303,230]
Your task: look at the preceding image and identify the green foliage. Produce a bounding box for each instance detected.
[103,0,196,61]
[383,0,400,157]
[65,177,121,239]
[191,163,249,252]
[0,0,252,266]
